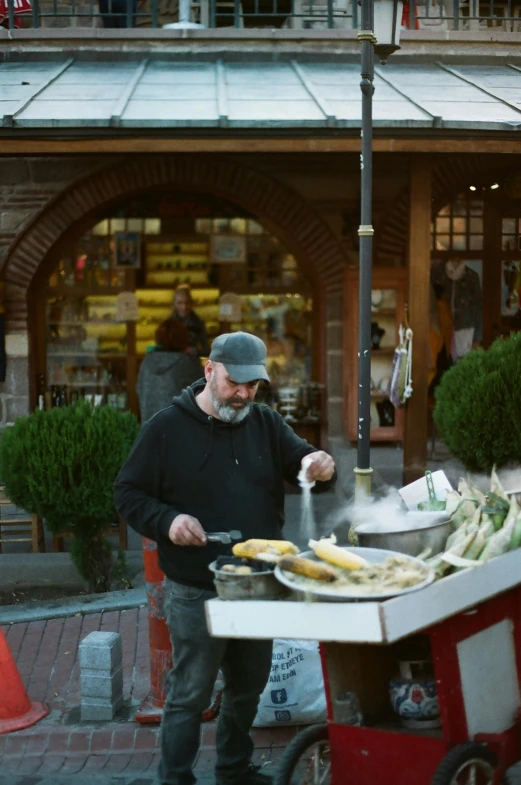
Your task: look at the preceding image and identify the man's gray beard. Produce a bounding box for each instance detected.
[209,374,254,423]
[210,394,252,423]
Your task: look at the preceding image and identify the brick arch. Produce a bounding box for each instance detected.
[2,155,346,331]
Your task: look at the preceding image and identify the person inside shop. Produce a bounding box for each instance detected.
[98,0,138,28]
[114,331,336,785]
[173,285,211,358]
[431,256,483,362]
[136,317,202,423]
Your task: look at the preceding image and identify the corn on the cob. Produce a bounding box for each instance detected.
[309,538,369,571]
[278,555,338,582]
[232,542,268,559]
[244,539,299,555]
[232,540,298,560]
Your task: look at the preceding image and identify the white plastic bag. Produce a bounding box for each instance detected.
[253,639,327,726]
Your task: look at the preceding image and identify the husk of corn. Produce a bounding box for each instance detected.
[510,513,521,551]
[490,469,509,503]
[445,490,463,519]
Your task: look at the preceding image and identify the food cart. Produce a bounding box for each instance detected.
[206,548,521,785]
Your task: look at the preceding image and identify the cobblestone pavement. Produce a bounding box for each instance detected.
[0,610,298,783]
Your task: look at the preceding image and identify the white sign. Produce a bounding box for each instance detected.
[219,292,242,322]
[399,470,453,511]
[116,292,139,323]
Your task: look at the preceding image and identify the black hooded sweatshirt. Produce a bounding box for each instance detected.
[114,379,335,589]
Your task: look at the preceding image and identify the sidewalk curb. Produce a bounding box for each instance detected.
[0,587,147,624]
[0,551,144,590]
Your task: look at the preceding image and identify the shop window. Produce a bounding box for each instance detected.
[499,213,521,327]
[91,218,162,237]
[39,201,317,431]
[501,217,521,252]
[431,193,484,253]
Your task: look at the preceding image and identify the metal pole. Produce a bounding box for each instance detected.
[8,0,15,30]
[354,0,375,504]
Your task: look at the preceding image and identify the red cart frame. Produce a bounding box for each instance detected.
[206,548,521,784]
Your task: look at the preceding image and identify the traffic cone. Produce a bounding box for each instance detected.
[0,628,49,734]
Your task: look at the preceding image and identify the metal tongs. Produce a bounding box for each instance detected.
[206,530,243,544]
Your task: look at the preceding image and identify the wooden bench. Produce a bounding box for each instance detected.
[52,516,128,553]
[0,486,45,553]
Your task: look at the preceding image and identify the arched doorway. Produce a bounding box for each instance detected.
[2,156,346,440]
[38,190,318,431]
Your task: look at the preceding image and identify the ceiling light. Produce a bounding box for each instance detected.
[490,183,500,190]
[469,186,477,191]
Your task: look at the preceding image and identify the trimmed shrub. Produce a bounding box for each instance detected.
[433,332,521,473]
[0,402,139,592]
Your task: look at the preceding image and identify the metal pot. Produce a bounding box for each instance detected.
[355,514,451,557]
[208,561,288,601]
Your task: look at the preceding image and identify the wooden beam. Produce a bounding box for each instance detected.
[403,157,432,485]
[1,137,521,155]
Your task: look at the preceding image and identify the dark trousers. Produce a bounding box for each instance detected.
[98,0,138,27]
[157,578,273,785]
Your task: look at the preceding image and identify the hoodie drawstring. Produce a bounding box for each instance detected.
[198,416,240,468]
[199,415,239,469]
[199,416,215,469]
[231,429,239,466]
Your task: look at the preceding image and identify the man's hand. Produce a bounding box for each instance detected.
[302,451,335,483]
[169,514,207,546]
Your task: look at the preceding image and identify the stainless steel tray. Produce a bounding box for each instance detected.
[274,546,435,602]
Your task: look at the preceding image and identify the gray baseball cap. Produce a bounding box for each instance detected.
[209,332,270,384]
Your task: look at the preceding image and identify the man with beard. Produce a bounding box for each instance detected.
[114,331,336,785]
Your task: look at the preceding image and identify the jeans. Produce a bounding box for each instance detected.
[157,578,273,785]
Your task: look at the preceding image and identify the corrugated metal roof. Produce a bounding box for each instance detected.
[1,58,521,130]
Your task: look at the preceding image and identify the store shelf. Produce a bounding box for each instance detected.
[49,382,127,388]
[46,287,126,296]
[49,321,120,327]
[48,352,126,358]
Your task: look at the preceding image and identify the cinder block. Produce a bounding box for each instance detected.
[79,631,122,671]
[80,666,123,701]
[80,695,124,722]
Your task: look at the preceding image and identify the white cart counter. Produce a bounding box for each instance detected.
[206,548,521,644]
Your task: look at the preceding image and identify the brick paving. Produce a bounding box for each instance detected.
[0,610,300,784]
[4,608,521,785]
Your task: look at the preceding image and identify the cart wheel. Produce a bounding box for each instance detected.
[432,743,498,785]
[274,723,330,785]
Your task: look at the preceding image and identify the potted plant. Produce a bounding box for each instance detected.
[434,332,521,473]
[0,401,139,592]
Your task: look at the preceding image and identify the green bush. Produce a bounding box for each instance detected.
[434,332,521,473]
[0,402,139,592]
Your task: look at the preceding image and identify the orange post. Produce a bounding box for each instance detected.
[135,537,173,724]
[0,628,49,734]
[135,537,222,725]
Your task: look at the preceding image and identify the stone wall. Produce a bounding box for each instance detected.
[0,155,117,427]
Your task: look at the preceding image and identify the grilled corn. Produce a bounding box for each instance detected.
[244,539,299,555]
[278,555,338,582]
[309,538,369,571]
[232,540,298,560]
